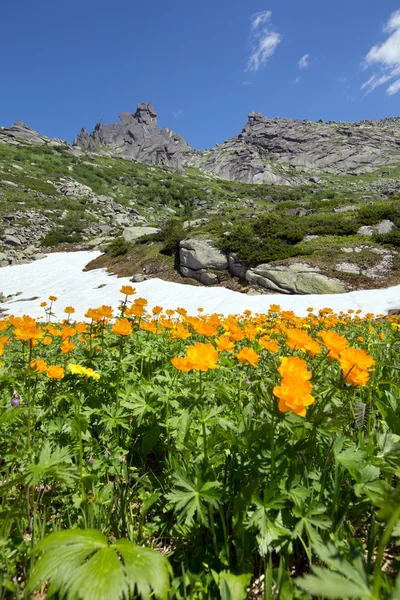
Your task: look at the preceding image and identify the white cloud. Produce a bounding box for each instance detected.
[294,77,301,84]
[172,110,183,120]
[387,78,400,95]
[251,10,272,30]
[361,9,400,95]
[298,53,310,69]
[246,10,282,72]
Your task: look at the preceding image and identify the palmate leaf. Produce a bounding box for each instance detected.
[27,528,172,600]
[165,470,222,527]
[25,441,78,486]
[295,542,372,600]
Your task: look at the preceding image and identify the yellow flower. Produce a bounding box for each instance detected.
[64,306,76,314]
[48,296,58,302]
[215,335,235,353]
[40,301,48,307]
[46,365,65,379]
[60,340,75,354]
[68,363,86,375]
[273,376,315,417]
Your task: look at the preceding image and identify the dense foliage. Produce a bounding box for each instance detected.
[0,292,399,599]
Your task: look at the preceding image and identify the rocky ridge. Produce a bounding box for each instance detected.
[74,103,190,172]
[72,105,400,186]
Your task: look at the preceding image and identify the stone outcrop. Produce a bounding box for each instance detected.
[0,121,67,147]
[186,113,400,185]
[179,239,228,285]
[73,103,190,171]
[246,263,347,294]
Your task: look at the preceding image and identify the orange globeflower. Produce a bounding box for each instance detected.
[125,305,145,318]
[339,347,376,386]
[112,319,133,336]
[169,323,191,340]
[40,302,48,308]
[259,337,279,353]
[278,356,312,381]
[273,376,315,417]
[64,306,75,315]
[75,322,88,334]
[13,326,43,343]
[60,340,75,354]
[152,306,163,316]
[235,347,260,368]
[48,296,58,302]
[30,359,47,373]
[318,330,349,360]
[286,329,321,357]
[61,325,76,340]
[134,298,148,307]
[42,336,53,346]
[46,366,65,379]
[120,285,136,296]
[216,335,235,353]
[186,343,219,371]
[171,357,193,372]
[97,305,113,319]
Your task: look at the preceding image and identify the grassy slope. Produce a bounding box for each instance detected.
[0,138,400,290]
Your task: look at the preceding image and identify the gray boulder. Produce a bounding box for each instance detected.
[227,252,248,279]
[122,227,160,243]
[179,239,228,271]
[246,263,347,294]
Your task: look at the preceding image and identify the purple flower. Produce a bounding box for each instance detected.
[11,393,20,408]
[245,379,251,386]
[88,456,94,467]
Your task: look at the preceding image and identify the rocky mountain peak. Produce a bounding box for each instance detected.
[73,103,190,171]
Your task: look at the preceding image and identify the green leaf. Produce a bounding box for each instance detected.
[25,442,78,486]
[295,542,372,600]
[28,528,171,600]
[141,425,160,456]
[219,571,251,600]
[166,471,222,527]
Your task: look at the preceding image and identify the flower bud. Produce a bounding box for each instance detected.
[11,393,20,408]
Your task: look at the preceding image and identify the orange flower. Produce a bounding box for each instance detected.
[75,322,88,334]
[152,306,163,316]
[339,347,376,386]
[134,298,148,307]
[60,340,75,354]
[273,376,315,417]
[42,336,53,345]
[112,319,133,336]
[169,323,191,340]
[13,325,43,342]
[186,343,219,371]
[235,347,260,367]
[61,325,76,340]
[46,365,65,379]
[171,357,193,372]
[318,330,349,360]
[278,356,311,381]
[216,335,235,353]
[378,332,385,341]
[64,306,75,314]
[259,337,278,353]
[30,359,47,373]
[140,320,158,334]
[286,329,321,357]
[172,343,219,372]
[48,296,58,302]
[125,305,145,318]
[40,301,48,307]
[120,285,136,296]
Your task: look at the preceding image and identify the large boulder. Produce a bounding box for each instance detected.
[122,227,160,243]
[179,239,228,286]
[179,239,228,271]
[227,252,248,279]
[246,263,347,294]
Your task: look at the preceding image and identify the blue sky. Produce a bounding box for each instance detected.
[1,0,400,149]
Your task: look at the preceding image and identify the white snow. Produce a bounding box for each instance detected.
[0,251,398,320]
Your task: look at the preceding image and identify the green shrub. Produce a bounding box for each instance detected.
[373,227,400,247]
[106,237,130,257]
[41,230,82,247]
